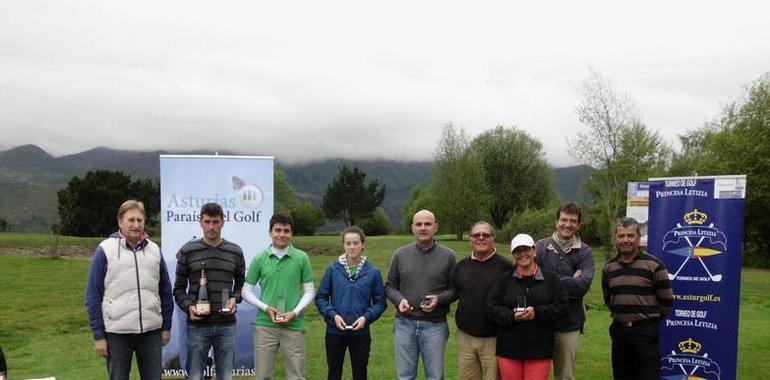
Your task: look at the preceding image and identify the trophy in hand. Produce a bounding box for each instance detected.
[220,288,231,314]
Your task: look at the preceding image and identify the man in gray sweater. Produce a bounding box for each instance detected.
[385,209,457,380]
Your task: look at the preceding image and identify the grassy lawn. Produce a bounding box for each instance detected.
[0,232,767,379]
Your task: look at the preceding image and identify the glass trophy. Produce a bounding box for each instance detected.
[275,296,286,321]
[220,288,231,314]
[515,296,527,312]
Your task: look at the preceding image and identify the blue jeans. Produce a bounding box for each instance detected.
[186,322,236,380]
[394,316,449,380]
[105,329,162,380]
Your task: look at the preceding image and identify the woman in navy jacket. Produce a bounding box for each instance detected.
[315,226,387,380]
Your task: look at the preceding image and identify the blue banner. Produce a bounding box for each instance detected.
[648,176,746,380]
[160,155,274,378]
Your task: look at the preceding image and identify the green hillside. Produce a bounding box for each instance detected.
[0,145,591,232]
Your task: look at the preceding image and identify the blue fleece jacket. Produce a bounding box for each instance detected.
[315,256,387,336]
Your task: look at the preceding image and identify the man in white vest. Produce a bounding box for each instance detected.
[85,200,174,380]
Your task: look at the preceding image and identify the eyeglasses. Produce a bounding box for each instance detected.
[470,232,493,239]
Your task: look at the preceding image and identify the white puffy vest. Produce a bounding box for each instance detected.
[101,237,163,334]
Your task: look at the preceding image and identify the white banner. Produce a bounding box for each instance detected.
[626,181,650,246]
[160,154,273,376]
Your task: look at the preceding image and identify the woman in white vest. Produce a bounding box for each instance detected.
[85,200,174,380]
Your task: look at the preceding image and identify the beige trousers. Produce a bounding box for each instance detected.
[456,329,499,380]
[253,326,306,380]
[552,330,581,380]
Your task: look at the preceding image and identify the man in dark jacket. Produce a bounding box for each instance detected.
[451,221,513,380]
[0,344,6,380]
[535,202,594,380]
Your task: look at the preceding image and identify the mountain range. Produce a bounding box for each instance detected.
[0,144,592,232]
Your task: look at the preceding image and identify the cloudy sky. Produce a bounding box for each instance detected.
[1,1,768,167]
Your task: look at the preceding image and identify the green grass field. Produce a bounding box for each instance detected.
[0,233,767,379]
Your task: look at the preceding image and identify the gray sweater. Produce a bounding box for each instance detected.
[385,241,457,322]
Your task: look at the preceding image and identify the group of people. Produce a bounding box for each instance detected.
[85,199,673,380]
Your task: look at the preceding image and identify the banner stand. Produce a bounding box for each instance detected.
[647,175,746,380]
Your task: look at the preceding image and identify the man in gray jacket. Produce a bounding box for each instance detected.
[385,209,457,380]
[535,201,595,380]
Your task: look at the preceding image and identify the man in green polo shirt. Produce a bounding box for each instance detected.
[242,213,315,380]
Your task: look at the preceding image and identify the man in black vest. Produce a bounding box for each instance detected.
[535,202,594,380]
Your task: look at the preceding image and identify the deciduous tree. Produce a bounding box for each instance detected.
[471,126,555,228]
[430,124,488,240]
[670,73,770,266]
[275,169,325,235]
[570,70,670,250]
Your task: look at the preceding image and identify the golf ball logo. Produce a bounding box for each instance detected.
[232,176,263,210]
[663,209,726,282]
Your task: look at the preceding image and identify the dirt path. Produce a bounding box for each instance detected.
[0,245,93,258]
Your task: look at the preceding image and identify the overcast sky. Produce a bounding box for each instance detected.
[1,1,768,167]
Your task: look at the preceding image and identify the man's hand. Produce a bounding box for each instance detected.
[333,314,347,330]
[188,305,204,321]
[273,311,296,324]
[95,338,108,357]
[222,297,237,314]
[398,299,413,313]
[573,269,583,278]
[161,330,170,346]
[420,295,438,313]
[351,316,367,330]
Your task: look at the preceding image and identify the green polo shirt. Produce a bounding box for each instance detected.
[245,244,313,331]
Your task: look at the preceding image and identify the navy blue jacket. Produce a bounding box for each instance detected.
[535,238,594,331]
[315,258,387,336]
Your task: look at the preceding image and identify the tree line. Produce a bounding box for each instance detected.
[54,165,387,238]
[50,70,769,267]
[405,70,769,266]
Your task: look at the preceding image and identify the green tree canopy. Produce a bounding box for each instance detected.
[321,165,386,227]
[358,207,391,236]
[430,124,488,240]
[401,186,433,232]
[669,73,770,266]
[274,169,324,235]
[57,170,160,237]
[471,126,555,228]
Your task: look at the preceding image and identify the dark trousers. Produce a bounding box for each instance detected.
[609,322,660,380]
[325,332,371,380]
[105,329,162,380]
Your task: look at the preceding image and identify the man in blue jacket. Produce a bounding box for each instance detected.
[535,202,594,380]
[315,226,386,380]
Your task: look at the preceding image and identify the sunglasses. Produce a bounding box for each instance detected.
[470,232,493,239]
